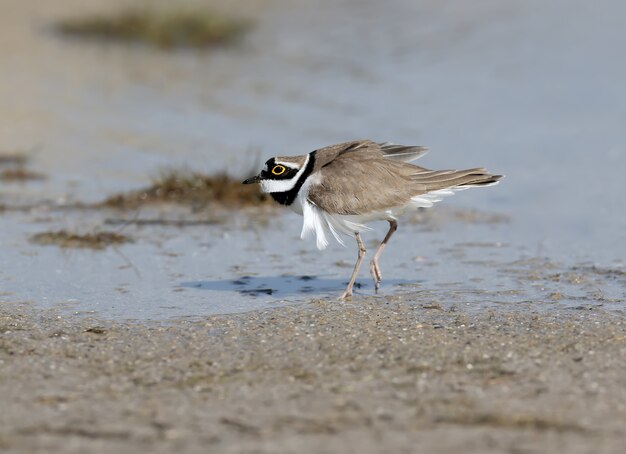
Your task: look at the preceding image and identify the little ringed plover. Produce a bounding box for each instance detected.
[243,139,502,300]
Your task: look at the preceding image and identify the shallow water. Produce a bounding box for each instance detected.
[0,0,624,320]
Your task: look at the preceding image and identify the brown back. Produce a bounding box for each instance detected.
[308,140,501,215]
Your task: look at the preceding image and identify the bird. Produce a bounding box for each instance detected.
[243,139,502,300]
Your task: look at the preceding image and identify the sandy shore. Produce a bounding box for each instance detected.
[1,299,625,453]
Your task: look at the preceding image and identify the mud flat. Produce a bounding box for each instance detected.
[1,299,625,453]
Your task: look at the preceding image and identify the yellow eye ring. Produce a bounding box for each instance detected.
[271,165,286,176]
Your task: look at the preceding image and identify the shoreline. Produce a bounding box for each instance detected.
[2,299,625,453]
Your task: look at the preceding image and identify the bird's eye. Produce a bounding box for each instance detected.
[271,165,286,176]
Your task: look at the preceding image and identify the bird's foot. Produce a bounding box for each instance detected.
[338,290,352,301]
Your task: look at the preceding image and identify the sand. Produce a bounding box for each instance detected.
[2,300,625,453]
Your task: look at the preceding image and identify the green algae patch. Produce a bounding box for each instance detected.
[0,151,45,182]
[30,230,132,250]
[0,152,29,167]
[100,170,271,210]
[0,168,46,182]
[55,8,251,50]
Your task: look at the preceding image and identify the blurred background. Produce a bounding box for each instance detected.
[0,0,624,318]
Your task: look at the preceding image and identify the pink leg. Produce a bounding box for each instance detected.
[339,233,366,300]
[369,220,398,292]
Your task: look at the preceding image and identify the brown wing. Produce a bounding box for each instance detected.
[378,142,429,162]
[312,140,382,169]
[312,139,428,168]
[308,149,501,215]
[308,156,423,215]
[409,168,501,189]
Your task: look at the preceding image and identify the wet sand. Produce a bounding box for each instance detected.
[2,300,625,453]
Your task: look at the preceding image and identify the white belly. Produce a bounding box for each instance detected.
[292,181,460,250]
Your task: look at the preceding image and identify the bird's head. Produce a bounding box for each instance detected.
[242,156,307,194]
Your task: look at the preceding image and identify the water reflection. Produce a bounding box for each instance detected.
[180,275,416,298]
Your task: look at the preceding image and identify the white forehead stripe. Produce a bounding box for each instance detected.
[260,154,310,194]
[274,159,298,168]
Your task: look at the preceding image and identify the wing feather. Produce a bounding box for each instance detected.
[378,143,429,162]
